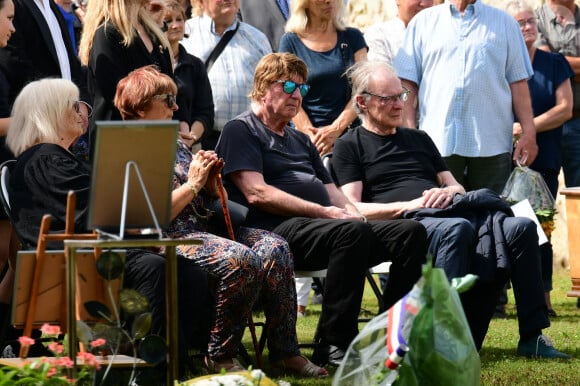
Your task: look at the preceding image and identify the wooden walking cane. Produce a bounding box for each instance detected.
[214,161,264,369]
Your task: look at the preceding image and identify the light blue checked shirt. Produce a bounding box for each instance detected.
[181,15,271,132]
[394,1,533,158]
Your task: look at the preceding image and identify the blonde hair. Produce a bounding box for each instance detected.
[285,0,348,34]
[79,0,170,65]
[7,79,79,157]
[164,0,186,18]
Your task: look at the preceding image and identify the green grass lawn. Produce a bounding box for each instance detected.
[240,268,580,385]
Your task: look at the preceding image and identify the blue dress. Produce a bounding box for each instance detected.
[528,49,574,196]
[279,28,367,128]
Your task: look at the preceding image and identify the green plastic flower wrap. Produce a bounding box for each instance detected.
[332,262,481,386]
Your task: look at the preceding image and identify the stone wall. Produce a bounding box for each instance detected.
[344,0,569,269]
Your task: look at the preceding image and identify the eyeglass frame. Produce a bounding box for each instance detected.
[363,89,410,104]
[276,80,311,97]
[153,93,177,109]
[516,17,537,28]
[72,100,93,117]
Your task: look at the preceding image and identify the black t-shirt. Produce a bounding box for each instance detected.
[333,127,448,203]
[216,110,332,230]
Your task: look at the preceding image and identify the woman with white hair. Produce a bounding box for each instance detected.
[5,78,211,377]
[6,78,90,242]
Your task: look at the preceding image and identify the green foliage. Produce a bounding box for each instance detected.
[95,251,124,280]
[0,249,166,385]
[535,207,557,224]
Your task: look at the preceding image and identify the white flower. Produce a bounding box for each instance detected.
[189,374,253,386]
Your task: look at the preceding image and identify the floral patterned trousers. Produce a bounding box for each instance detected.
[177,226,299,362]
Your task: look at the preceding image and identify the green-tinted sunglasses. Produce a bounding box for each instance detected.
[276,80,310,97]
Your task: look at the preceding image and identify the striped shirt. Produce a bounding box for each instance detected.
[181,14,271,132]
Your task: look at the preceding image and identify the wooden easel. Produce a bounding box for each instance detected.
[17,191,97,357]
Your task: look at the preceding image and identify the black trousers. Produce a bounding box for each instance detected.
[124,250,211,365]
[273,218,426,349]
[460,217,550,350]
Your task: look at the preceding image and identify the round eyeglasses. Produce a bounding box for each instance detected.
[276,80,310,97]
[72,100,93,117]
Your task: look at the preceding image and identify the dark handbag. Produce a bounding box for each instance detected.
[206,198,249,237]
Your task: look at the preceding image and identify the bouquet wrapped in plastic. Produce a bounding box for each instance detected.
[502,166,556,237]
[333,263,480,386]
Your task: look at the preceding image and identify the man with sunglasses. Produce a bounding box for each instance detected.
[332,60,571,359]
[217,53,427,367]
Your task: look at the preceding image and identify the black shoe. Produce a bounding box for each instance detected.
[312,343,345,367]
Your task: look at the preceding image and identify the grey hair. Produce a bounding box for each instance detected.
[6,78,79,156]
[346,61,399,115]
[504,0,533,17]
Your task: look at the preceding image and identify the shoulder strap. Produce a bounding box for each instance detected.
[339,30,352,70]
[205,22,240,72]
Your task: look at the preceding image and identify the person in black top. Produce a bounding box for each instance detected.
[163,0,214,152]
[78,0,187,157]
[216,53,427,367]
[333,60,570,359]
[0,0,16,331]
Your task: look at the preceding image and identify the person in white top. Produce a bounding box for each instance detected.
[365,0,434,65]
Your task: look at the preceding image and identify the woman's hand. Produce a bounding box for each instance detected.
[187,150,218,195]
[312,125,342,155]
[179,121,196,148]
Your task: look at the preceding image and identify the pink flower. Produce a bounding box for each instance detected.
[48,342,65,355]
[18,336,35,346]
[56,356,74,368]
[47,367,57,377]
[90,338,106,348]
[40,324,61,336]
[77,351,101,369]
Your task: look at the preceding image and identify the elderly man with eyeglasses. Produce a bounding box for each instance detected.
[332,60,571,359]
